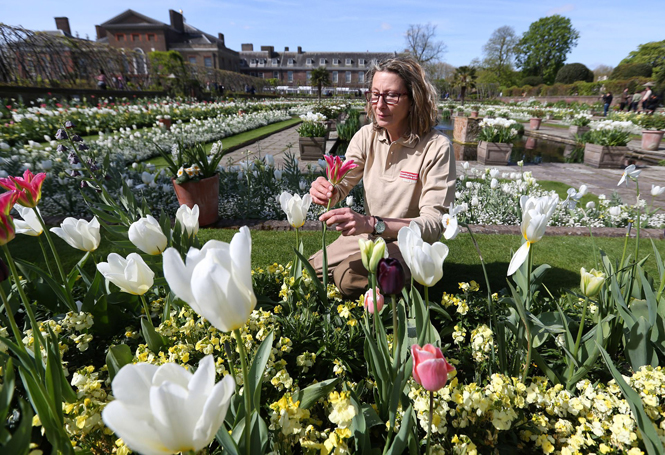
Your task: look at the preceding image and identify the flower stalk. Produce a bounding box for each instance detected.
[233,328,252,455]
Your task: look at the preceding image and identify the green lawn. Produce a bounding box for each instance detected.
[143,117,301,169]
[10,230,664,300]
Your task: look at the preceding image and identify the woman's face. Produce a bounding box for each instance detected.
[370,71,411,139]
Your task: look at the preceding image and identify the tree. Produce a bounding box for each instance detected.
[555,63,594,84]
[592,64,614,81]
[424,61,456,82]
[619,40,665,74]
[482,26,518,85]
[404,23,447,65]
[515,15,580,84]
[610,63,653,80]
[452,66,477,105]
[310,66,330,100]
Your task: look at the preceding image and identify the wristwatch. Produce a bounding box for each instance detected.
[372,216,386,236]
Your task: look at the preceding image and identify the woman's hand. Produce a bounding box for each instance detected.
[310,176,338,206]
[320,208,373,236]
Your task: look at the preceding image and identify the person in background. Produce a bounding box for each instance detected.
[308,56,456,298]
[642,86,653,111]
[619,88,630,111]
[96,69,107,90]
[630,91,642,112]
[602,91,613,116]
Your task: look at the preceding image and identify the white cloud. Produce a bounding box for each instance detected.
[547,4,575,15]
[381,22,391,30]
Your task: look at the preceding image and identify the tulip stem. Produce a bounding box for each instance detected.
[634,181,641,272]
[293,227,301,276]
[37,235,54,277]
[321,199,332,303]
[521,248,533,383]
[426,390,434,455]
[233,328,252,455]
[568,296,589,380]
[371,273,378,338]
[391,294,398,359]
[0,283,25,351]
[140,295,154,328]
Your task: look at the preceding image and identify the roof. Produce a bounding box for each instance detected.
[239,50,395,70]
[100,9,170,29]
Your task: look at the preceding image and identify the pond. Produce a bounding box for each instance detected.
[435,119,584,165]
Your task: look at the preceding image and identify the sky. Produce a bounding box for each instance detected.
[1,0,663,69]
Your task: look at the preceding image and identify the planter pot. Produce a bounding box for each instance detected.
[299,136,327,160]
[470,111,479,118]
[641,130,664,151]
[568,125,590,139]
[529,118,542,130]
[583,143,628,168]
[477,141,513,165]
[525,137,537,150]
[172,174,219,227]
[158,118,172,130]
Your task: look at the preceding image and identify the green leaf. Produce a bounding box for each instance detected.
[625,317,656,370]
[106,345,134,381]
[0,358,15,424]
[349,393,370,454]
[1,399,33,455]
[249,412,269,454]
[293,378,339,410]
[293,248,327,303]
[15,259,70,310]
[141,319,166,353]
[386,404,414,455]
[248,331,274,411]
[599,344,665,455]
[215,423,239,455]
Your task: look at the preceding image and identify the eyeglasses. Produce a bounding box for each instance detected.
[365,91,408,105]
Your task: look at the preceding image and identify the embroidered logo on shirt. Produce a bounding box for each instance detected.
[399,171,418,183]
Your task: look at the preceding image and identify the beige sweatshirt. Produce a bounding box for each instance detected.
[335,124,456,243]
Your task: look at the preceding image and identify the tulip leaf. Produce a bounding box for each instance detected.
[69,251,90,288]
[215,423,239,455]
[625,317,656,370]
[349,392,371,454]
[385,404,413,455]
[249,412,269,454]
[106,344,134,381]
[1,398,33,455]
[599,344,665,455]
[14,259,71,311]
[248,331,274,410]
[293,249,327,304]
[141,318,166,353]
[0,358,15,425]
[293,378,339,410]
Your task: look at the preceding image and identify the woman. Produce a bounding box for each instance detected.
[309,56,456,298]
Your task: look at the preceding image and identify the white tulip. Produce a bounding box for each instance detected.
[585,201,596,210]
[459,174,466,182]
[141,172,155,185]
[274,169,283,181]
[346,195,355,207]
[176,204,200,237]
[651,185,665,196]
[442,203,464,240]
[489,169,499,178]
[491,178,499,189]
[471,197,479,207]
[279,192,311,229]
[102,355,235,455]
[507,195,559,276]
[128,215,168,255]
[163,227,256,332]
[318,159,327,170]
[462,161,470,171]
[50,217,101,251]
[14,204,43,236]
[299,180,307,191]
[617,165,641,187]
[398,221,449,287]
[39,160,53,171]
[264,154,275,167]
[97,253,154,295]
[609,206,622,216]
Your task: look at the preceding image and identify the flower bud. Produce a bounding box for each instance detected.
[369,237,386,273]
[364,288,384,314]
[580,267,605,297]
[411,344,455,391]
[377,257,405,295]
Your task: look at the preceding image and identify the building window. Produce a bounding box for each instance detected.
[333,59,340,66]
[306,58,313,66]
[288,71,293,82]
[132,34,140,42]
[250,59,257,66]
[358,58,365,66]
[116,34,125,41]
[204,57,212,68]
[189,56,197,65]
[371,59,377,65]
[272,58,278,65]
[346,71,351,83]
[320,58,326,65]
[273,71,279,79]
[332,71,338,83]
[345,58,352,65]
[358,71,364,83]
[307,71,312,81]
[288,58,295,66]
[147,34,155,42]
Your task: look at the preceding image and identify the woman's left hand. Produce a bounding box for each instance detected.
[319,208,373,236]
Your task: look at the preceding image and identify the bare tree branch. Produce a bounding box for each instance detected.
[404,23,447,65]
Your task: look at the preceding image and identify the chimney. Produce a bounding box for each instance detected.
[284,46,289,52]
[217,33,225,46]
[260,46,274,56]
[241,43,254,51]
[95,25,106,40]
[54,17,71,36]
[169,9,184,32]
[297,46,302,54]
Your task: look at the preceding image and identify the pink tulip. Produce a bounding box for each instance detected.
[411,344,455,391]
[364,287,384,314]
[0,191,18,246]
[0,170,47,208]
[324,155,357,185]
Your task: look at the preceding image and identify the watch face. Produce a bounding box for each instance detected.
[375,219,386,234]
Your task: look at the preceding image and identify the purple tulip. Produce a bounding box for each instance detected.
[55,129,68,140]
[377,257,405,295]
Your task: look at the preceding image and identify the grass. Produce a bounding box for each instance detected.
[537,180,599,206]
[143,117,301,169]
[9,230,664,301]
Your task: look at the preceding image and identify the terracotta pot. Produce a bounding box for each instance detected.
[529,118,542,130]
[299,136,326,160]
[477,141,513,165]
[172,174,220,226]
[470,111,479,118]
[583,143,628,168]
[641,130,664,151]
[525,137,537,150]
[158,118,172,130]
[568,125,590,139]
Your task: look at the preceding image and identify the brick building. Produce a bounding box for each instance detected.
[238,44,395,91]
[96,9,239,73]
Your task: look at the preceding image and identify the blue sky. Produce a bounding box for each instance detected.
[1,0,662,68]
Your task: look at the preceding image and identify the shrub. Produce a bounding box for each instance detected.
[611,63,653,79]
[520,76,543,86]
[555,63,594,84]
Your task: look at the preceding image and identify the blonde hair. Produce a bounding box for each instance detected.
[366,55,439,142]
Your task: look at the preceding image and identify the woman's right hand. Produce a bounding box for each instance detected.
[310,176,337,206]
